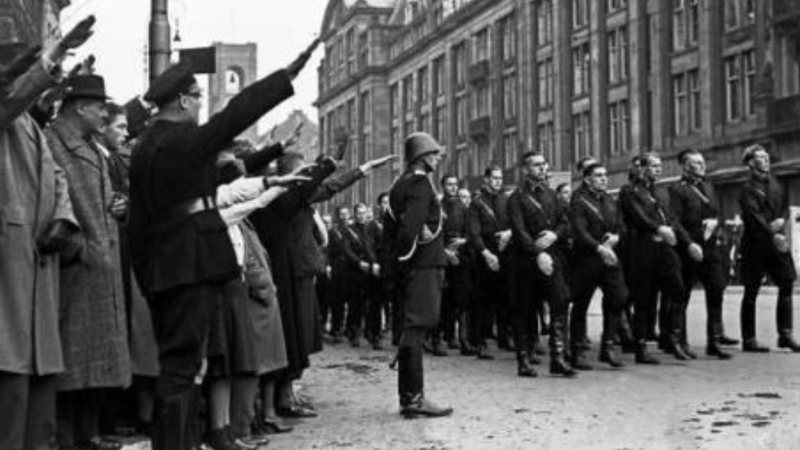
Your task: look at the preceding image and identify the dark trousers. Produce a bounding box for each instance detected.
[740,248,797,340]
[0,373,56,450]
[316,273,329,330]
[512,254,569,357]
[470,262,505,348]
[327,271,345,335]
[436,264,471,343]
[630,241,685,341]
[57,389,112,446]
[149,283,220,450]
[679,245,727,344]
[344,271,368,339]
[365,277,384,342]
[569,254,627,346]
[229,375,258,437]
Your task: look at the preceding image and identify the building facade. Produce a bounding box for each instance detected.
[207,42,259,143]
[0,0,70,47]
[316,0,800,216]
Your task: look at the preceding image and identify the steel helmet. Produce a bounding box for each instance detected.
[404,132,442,163]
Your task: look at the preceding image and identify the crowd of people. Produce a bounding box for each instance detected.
[2,12,800,450]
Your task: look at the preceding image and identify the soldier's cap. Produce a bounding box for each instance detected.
[742,144,766,164]
[144,58,198,108]
[582,161,604,177]
[63,74,109,102]
[575,156,598,174]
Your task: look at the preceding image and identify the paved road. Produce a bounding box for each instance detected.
[267,287,800,450]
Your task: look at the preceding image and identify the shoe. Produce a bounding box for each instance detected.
[227,426,268,450]
[669,335,691,361]
[276,405,318,418]
[706,343,732,360]
[430,341,448,357]
[570,350,593,371]
[742,339,770,353]
[85,437,123,450]
[550,356,578,377]
[718,335,739,346]
[599,344,625,368]
[203,428,241,450]
[253,418,293,435]
[635,342,660,365]
[459,343,477,356]
[400,394,453,419]
[777,335,800,352]
[681,343,698,359]
[475,345,494,360]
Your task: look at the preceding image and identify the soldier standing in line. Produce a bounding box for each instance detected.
[508,151,577,378]
[619,153,689,364]
[668,149,734,360]
[383,132,453,418]
[568,162,626,370]
[738,144,800,353]
[467,166,513,360]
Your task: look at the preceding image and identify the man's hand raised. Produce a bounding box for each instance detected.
[359,155,397,174]
[285,38,321,80]
[44,15,96,63]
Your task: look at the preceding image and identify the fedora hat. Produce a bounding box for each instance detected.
[63,74,109,102]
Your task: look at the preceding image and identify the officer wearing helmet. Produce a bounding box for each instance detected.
[383,132,453,419]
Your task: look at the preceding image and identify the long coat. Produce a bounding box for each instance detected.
[0,61,75,376]
[46,118,131,391]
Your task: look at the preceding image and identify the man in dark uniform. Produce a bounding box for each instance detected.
[508,151,576,378]
[619,153,688,364]
[668,149,734,359]
[326,206,350,343]
[738,144,800,353]
[341,203,380,348]
[383,132,452,418]
[617,156,644,350]
[568,162,626,369]
[128,40,318,450]
[435,174,474,356]
[467,166,512,359]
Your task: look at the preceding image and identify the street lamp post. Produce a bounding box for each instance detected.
[149,0,171,82]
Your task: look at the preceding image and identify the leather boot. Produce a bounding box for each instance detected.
[742,338,770,353]
[777,333,800,352]
[635,340,660,364]
[475,344,494,360]
[706,341,732,359]
[570,347,593,371]
[669,332,691,360]
[549,318,577,377]
[599,340,625,368]
[516,351,538,378]
[398,346,453,419]
[152,391,193,450]
[526,345,542,365]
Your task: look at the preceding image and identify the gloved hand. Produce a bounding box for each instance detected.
[657,225,677,247]
[597,245,618,267]
[688,242,704,262]
[482,249,500,272]
[536,252,554,276]
[534,230,557,251]
[773,234,790,253]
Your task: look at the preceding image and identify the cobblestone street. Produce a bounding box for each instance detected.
[265,287,800,450]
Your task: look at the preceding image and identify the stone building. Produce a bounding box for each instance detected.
[316,0,800,214]
[0,0,70,47]
[207,42,259,143]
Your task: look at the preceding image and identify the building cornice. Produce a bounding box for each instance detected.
[315,66,389,106]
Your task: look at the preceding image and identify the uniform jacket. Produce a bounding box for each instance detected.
[569,187,624,255]
[0,60,75,376]
[619,179,691,248]
[668,176,722,246]
[508,178,569,257]
[739,174,789,255]
[129,69,295,294]
[467,186,510,255]
[385,170,446,271]
[341,222,377,270]
[47,118,131,390]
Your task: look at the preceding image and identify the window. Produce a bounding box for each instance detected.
[778,36,800,96]
[572,111,592,161]
[607,0,627,13]
[502,73,517,120]
[453,42,468,89]
[474,84,490,118]
[402,75,414,112]
[673,72,688,134]
[391,126,401,156]
[502,133,517,168]
[608,26,629,84]
[390,83,399,119]
[456,95,468,139]
[418,66,429,106]
[358,33,368,69]
[474,28,490,62]
[726,0,755,30]
[420,112,430,133]
[572,0,589,29]
[673,0,699,51]
[725,51,755,122]
[609,100,630,154]
[537,0,553,46]
[538,57,554,108]
[345,29,355,76]
[500,13,517,61]
[360,91,371,127]
[572,43,591,97]
[434,105,447,144]
[432,56,445,98]
[538,122,555,164]
[689,70,701,130]
[347,99,356,131]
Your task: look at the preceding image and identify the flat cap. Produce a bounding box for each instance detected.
[144,58,197,107]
